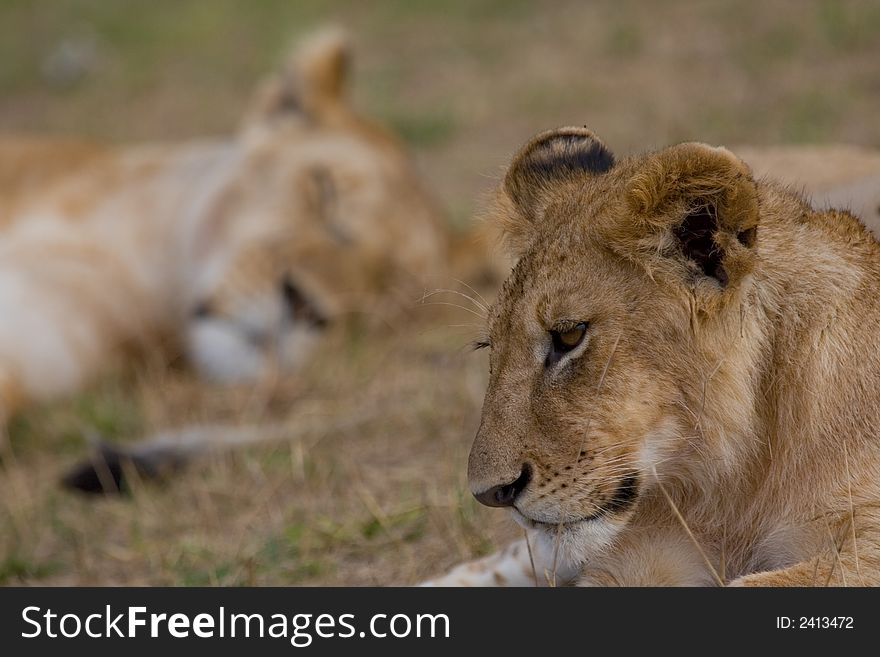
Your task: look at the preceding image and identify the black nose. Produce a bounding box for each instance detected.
[473,464,531,508]
[281,274,328,328]
[191,300,214,319]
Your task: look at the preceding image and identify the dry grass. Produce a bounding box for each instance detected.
[1,302,519,585]
[1,0,879,585]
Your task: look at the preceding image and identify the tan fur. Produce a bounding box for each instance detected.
[437,127,880,587]
[0,28,447,422]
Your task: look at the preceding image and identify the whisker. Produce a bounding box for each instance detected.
[419,300,487,320]
[420,289,489,317]
[452,278,490,312]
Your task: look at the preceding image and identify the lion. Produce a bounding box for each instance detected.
[423,126,880,586]
[0,29,447,429]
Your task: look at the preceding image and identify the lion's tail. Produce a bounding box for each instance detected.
[61,423,290,494]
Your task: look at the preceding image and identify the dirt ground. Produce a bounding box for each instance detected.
[1,0,879,585]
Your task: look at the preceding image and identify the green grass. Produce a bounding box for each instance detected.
[6,380,145,457]
[817,0,880,51]
[782,90,844,143]
[0,555,59,584]
[386,109,458,148]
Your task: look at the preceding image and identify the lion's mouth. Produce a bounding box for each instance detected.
[511,473,640,530]
[511,508,598,532]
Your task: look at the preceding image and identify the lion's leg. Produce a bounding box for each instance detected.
[0,290,99,411]
[420,534,581,587]
[730,563,839,587]
[730,554,880,587]
[577,526,723,587]
[0,254,147,423]
[421,540,537,587]
[419,540,535,587]
[730,511,880,587]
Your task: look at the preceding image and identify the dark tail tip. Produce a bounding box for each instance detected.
[62,443,159,495]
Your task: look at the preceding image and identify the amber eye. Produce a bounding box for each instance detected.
[547,322,588,367]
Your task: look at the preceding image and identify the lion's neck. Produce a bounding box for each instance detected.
[664,194,880,567]
[752,197,880,485]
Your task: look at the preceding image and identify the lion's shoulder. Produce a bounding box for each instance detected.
[0,135,111,187]
[0,136,114,222]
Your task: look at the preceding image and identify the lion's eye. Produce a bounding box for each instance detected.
[547,322,588,367]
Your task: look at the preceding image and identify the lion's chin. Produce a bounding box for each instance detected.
[511,508,622,570]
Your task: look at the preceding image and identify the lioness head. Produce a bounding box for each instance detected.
[471,127,762,561]
[185,29,447,382]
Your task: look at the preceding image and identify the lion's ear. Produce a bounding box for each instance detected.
[626,142,759,288]
[242,27,350,127]
[496,127,615,256]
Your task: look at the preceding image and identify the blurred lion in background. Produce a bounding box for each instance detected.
[0,29,448,437]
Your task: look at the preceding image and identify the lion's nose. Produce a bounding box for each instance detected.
[280,274,328,328]
[473,464,531,508]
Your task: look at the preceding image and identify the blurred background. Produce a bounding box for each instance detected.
[1,0,878,585]
[4,0,879,226]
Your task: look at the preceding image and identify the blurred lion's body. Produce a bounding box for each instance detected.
[739,144,880,232]
[0,29,448,424]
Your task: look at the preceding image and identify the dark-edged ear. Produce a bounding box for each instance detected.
[242,27,350,127]
[495,127,615,256]
[626,142,758,289]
